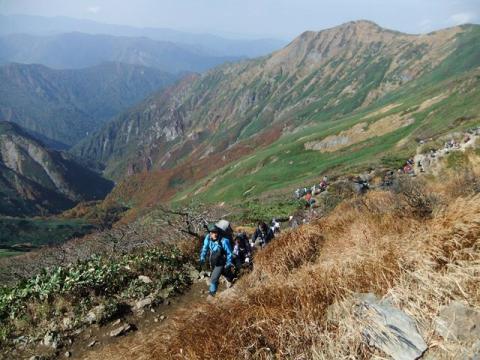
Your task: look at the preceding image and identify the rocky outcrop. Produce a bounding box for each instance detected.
[355,293,427,360]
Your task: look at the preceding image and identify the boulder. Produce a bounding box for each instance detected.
[84,304,106,324]
[62,316,73,329]
[109,323,133,337]
[134,295,154,311]
[42,332,59,349]
[87,340,97,347]
[435,301,480,342]
[355,293,427,360]
[138,275,152,284]
[111,319,122,326]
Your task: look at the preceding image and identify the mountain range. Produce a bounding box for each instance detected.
[0,14,287,58]
[0,121,113,216]
[0,32,240,73]
[73,21,480,207]
[0,62,177,147]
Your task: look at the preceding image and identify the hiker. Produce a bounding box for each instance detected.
[319,176,328,191]
[403,163,413,174]
[294,188,302,199]
[289,215,299,229]
[304,190,316,207]
[353,176,369,194]
[199,224,235,297]
[382,171,394,187]
[271,218,281,234]
[252,221,274,248]
[232,232,252,271]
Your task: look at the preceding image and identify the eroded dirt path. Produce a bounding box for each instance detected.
[71,281,209,360]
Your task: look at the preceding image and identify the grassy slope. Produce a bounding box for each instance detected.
[87,151,480,359]
[173,27,480,206]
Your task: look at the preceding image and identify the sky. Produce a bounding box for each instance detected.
[0,0,478,39]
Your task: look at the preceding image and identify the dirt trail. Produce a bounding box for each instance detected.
[72,281,210,360]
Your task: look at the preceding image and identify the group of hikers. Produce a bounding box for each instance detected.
[198,128,480,297]
[295,176,329,207]
[199,220,277,297]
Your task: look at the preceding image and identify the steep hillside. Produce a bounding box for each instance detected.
[0,121,113,216]
[0,32,240,73]
[0,62,176,146]
[0,14,287,58]
[74,22,480,207]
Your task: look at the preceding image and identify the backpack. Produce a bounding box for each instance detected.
[209,238,226,267]
[215,219,233,240]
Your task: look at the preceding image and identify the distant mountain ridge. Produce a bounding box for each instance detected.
[0,14,287,58]
[0,121,113,216]
[75,21,472,173]
[0,32,240,73]
[0,62,177,146]
[73,21,480,205]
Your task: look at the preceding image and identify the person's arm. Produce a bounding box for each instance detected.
[199,235,209,262]
[222,238,233,267]
[245,238,252,256]
[266,229,274,243]
[252,229,259,242]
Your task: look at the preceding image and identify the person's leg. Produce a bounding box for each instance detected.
[233,256,242,273]
[222,265,235,283]
[209,265,223,295]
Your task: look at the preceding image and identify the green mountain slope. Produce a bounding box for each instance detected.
[0,62,177,147]
[75,21,480,207]
[0,121,113,216]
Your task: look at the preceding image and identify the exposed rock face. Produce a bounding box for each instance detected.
[0,121,113,216]
[355,293,427,360]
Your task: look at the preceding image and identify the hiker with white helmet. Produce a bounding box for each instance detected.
[199,224,235,297]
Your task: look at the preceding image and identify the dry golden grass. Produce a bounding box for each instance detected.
[90,170,480,360]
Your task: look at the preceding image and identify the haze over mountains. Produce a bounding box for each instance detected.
[0,32,241,73]
[0,14,287,58]
[0,62,177,147]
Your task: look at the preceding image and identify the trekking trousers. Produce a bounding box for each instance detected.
[210,265,234,295]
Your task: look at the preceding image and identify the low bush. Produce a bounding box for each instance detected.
[0,246,191,353]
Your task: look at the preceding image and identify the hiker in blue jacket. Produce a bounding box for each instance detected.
[200,224,235,296]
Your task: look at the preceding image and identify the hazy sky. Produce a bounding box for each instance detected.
[0,0,478,39]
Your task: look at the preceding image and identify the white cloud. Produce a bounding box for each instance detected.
[449,12,476,25]
[87,6,101,14]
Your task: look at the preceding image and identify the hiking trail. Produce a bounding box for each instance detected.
[73,278,231,360]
